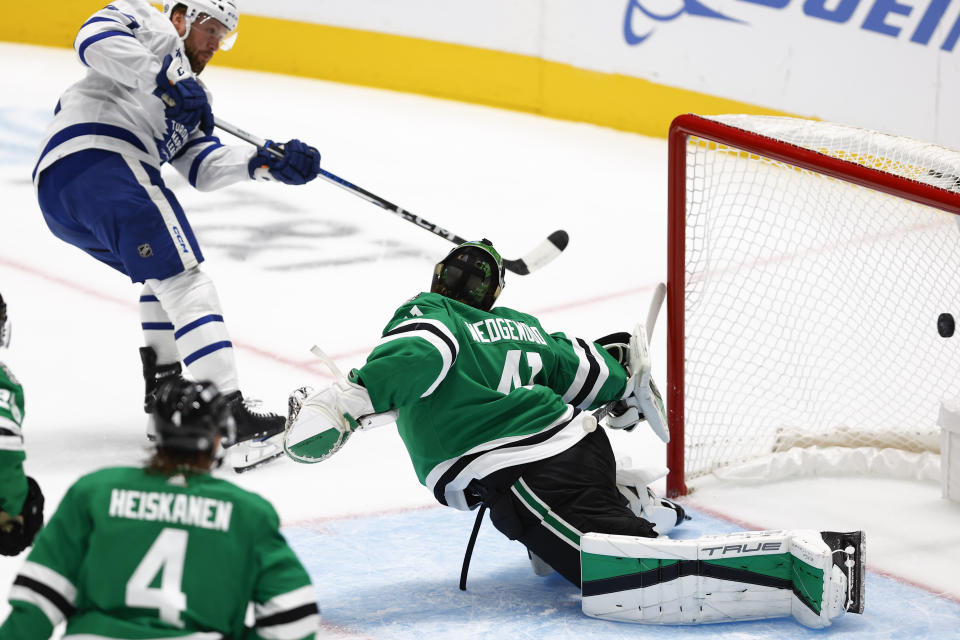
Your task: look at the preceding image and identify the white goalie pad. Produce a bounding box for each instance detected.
[605,323,669,442]
[629,323,669,443]
[613,458,681,535]
[580,529,862,629]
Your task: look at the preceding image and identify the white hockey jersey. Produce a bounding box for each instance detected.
[32,0,253,191]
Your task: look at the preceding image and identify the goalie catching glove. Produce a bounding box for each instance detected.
[284,373,395,463]
[597,324,669,443]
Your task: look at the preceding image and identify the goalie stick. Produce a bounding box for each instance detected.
[214,118,569,275]
[592,281,667,425]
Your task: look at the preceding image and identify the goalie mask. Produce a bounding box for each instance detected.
[164,0,240,50]
[153,379,236,454]
[0,293,8,349]
[431,239,505,311]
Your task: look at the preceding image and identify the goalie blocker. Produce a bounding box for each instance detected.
[581,529,865,629]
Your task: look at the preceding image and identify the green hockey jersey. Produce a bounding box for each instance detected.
[0,361,27,517]
[0,466,318,640]
[354,292,630,510]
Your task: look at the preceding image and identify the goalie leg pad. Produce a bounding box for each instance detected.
[580,529,865,628]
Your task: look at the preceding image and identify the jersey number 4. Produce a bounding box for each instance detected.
[497,350,543,394]
[126,528,189,626]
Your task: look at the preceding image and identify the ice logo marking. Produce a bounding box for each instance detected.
[623,0,744,45]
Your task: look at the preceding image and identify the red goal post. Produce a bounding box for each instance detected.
[666,114,960,497]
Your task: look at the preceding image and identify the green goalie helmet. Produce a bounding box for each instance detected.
[431,239,505,311]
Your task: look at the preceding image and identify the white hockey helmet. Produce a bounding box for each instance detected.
[163,0,240,50]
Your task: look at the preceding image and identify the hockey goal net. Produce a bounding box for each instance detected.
[666,114,960,497]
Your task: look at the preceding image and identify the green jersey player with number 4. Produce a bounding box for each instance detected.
[0,379,319,640]
[0,292,44,558]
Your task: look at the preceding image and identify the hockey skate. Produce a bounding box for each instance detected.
[820,530,866,614]
[225,391,286,444]
[140,346,185,440]
[229,431,284,473]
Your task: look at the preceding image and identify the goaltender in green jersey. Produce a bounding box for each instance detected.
[0,379,319,640]
[283,239,867,630]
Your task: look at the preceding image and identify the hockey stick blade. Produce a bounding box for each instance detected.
[502,230,569,275]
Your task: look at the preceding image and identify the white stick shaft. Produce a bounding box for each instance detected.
[310,344,346,380]
[645,282,667,340]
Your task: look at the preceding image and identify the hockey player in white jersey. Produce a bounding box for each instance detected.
[32,0,322,463]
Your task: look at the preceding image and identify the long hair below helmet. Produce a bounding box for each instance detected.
[431,239,505,311]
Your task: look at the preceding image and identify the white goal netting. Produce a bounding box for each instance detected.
[674,115,960,488]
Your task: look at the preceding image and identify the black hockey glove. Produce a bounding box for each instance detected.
[0,476,45,556]
[595,331,632,370]
[596,331,642,430]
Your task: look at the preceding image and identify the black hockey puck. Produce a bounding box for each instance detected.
[938,312,955,338]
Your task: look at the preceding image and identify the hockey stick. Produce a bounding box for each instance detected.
[644,281,667,341]
[592,282,667,424]
[459,503,488,591]
[214,118,569,275]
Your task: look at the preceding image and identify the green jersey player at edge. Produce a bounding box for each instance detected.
[0,292,44,558]
[0,378,319,640]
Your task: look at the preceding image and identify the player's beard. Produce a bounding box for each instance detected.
[184,42,213,74]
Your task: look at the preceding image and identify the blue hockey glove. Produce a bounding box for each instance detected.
[153,54,214,135]
[248,139,322,185]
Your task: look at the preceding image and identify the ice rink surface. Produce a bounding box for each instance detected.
[1,42,959,638]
